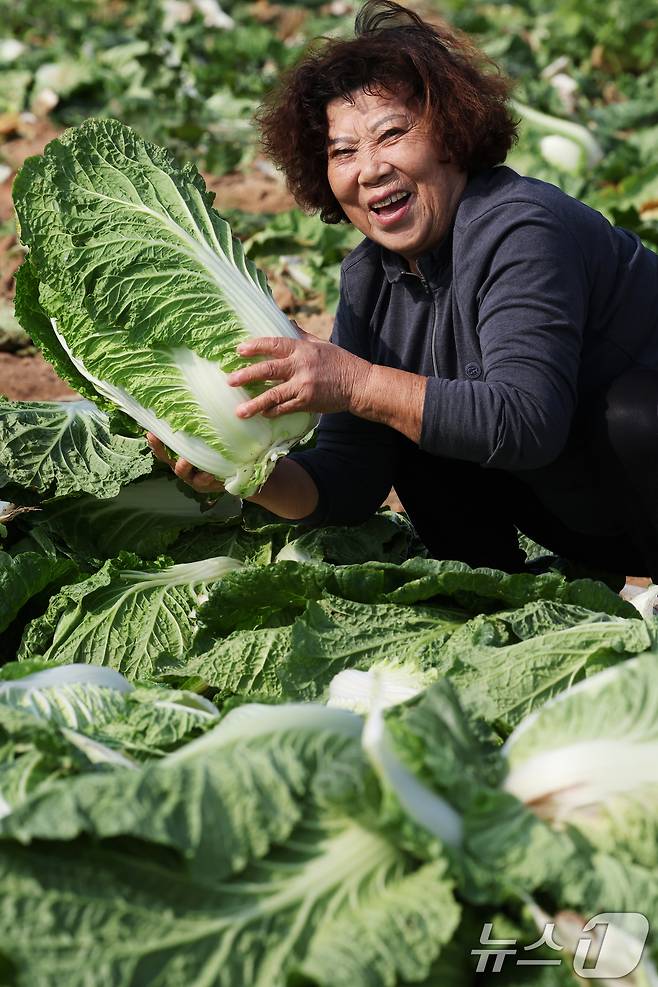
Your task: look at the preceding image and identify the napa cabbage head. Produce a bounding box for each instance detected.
[503,652,658,869]
[12,118,316,496]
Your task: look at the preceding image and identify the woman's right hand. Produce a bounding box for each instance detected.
[145,433,226,495]
[146,434,318,517]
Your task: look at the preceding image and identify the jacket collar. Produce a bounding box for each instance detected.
[380,223,455,284]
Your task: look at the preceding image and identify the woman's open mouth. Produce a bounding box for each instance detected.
[369,191,412,227]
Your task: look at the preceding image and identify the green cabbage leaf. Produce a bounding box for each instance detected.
[0,398,152,501]
[18,553,243,677]
[0,701,461,986]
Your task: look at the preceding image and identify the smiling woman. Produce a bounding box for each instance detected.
[151,0,658,584]
[324,88,466,272]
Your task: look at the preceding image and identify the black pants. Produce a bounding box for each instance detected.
[395,367,658,581]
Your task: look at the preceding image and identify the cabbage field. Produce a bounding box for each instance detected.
[1,0,658,984]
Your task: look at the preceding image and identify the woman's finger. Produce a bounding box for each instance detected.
[227,358,289,388]
[235,384,290,419]
[236,336,296,359]
[146,432,174,463]
[146,434,224,492]
[189,472,226,494]
[261,398,306,418]
[174,458,197,480]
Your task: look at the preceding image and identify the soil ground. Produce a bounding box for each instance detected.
[0,352,76,401]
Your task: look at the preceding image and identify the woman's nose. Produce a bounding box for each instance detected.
[357,147,393,186]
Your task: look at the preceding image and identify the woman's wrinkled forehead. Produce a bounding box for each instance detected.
[326,87,418,142]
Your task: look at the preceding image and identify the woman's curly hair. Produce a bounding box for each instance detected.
[257,0,518,223]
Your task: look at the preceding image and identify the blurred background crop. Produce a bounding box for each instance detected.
[1,0,657,355]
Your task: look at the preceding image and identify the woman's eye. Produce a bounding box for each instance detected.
[331,148,354,158]
[382,128,404,139]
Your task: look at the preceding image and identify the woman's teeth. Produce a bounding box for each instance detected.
[372,191,410,213]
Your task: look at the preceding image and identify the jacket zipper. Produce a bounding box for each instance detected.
[416,264,439,377]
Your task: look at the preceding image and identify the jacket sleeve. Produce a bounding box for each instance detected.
[420,201,589,470]
[289,270,398,525]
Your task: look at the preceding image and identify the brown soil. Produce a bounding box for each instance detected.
[0,232,22,302]
[0,118,62,177]
[0,352,77,401]
[204,161,296,215]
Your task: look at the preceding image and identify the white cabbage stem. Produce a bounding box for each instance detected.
[362,677,463,848]
[512,98,604,172]
[328,666,425,715]
[504,738,658,823]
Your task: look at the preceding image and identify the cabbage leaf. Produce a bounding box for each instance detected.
[0,701,461,986]
[19,553,243,677]
[0,398,152,500]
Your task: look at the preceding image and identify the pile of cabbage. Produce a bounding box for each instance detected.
[4,120,658,987]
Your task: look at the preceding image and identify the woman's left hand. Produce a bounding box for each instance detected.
[227,324,370,419]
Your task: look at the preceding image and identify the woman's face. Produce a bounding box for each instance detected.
[326,88,466,269]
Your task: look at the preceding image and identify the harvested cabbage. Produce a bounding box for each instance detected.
[13,119,316,496]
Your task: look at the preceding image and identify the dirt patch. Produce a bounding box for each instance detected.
[0,181,15,228]
[204,161,296,215]
[0,233,22,302]
[0,353,78,401]
[0,120,62,178]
